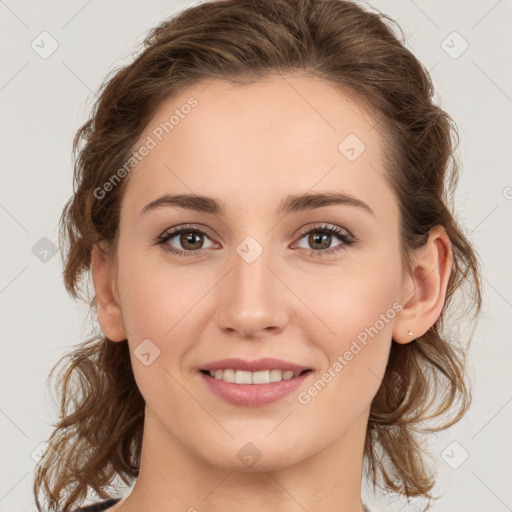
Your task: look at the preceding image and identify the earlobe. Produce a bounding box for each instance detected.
[392,226,453,344]
[90,243,127,342]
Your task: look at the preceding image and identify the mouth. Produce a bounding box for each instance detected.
[199,368,313,384]
[198,367,314,407]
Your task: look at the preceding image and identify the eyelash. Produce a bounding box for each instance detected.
[153,223,358,258]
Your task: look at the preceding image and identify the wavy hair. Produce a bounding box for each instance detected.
[33,0,482,510]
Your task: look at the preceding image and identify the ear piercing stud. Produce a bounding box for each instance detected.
[408,329,414,336]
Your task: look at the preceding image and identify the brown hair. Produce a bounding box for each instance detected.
[33,0,482,510]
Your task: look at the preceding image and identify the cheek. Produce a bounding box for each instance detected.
[115,251,219,390]
[308,260,399,324]
[301,257,401,382]
[117,247,207,338]
[287,269,399,447]
[115,252,205,407]
[293,274,398,433]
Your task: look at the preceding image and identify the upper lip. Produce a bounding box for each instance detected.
[200,357,310,373]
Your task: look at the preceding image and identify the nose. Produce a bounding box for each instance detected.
[215,240,289,340]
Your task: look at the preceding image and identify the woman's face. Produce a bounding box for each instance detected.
[101,74,412,471]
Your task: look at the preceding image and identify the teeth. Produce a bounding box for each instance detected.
[221,369,235,383]
[206,368,302,384]
[235,370,252,384]
[270,369,282,382]
[253,370,270,384]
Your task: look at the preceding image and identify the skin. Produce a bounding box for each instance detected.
[91,73,452,512]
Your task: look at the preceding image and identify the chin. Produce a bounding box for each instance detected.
[197,437,308,473]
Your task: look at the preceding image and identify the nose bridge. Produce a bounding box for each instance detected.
[215,233,288,337]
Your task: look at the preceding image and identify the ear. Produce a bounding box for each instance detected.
[90,242,127,342]
[392,225,453,344]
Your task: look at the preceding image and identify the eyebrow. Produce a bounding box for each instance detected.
[139,191,375,218]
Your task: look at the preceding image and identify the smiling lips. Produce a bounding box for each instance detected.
[199,357,313,407]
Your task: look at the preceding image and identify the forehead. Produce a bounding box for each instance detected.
[121,73,395,224]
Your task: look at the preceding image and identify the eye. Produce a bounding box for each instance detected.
[293,223,357,257]
[154,224,218,257]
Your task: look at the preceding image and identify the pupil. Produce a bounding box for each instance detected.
[310,232,330,249]
[181,232,202,249]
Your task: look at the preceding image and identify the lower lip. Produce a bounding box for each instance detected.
[199,371,312,407]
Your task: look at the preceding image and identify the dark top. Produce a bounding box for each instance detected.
[75,498,121,511]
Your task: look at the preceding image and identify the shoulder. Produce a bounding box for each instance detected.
[73,498,121,512]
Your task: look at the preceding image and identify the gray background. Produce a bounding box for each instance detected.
[1,1,511,511]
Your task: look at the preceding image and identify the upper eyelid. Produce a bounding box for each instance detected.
[160,223,218,242]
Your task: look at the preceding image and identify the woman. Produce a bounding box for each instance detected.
[33,0,482,511]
